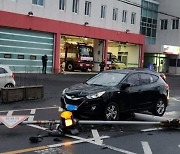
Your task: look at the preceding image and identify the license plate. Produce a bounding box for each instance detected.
[66,104,78,111]
[86,64,90,66]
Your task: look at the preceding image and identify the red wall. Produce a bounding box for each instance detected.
[0,11,145,72]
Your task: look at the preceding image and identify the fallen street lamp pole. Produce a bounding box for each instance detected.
[78,120,160,125]
[133,113,170,122]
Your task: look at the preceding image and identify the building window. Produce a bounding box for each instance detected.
[59,0,66,10]
[32,0,44,6]
[85,1,91,16]
[122,10,127,23]
[4,54,12,58]
[72,0,79,13]
[160,19,168,30]
[30,55,36,60]
[131,12,136,24]
[18,55,24,59]
[112,8,118,21]
[101,5,106,19]
[172,19,179,29]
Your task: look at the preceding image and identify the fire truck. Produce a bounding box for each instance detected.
[60,43,94,72]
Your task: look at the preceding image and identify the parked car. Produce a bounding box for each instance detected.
[61,68,169,120]
[111,58,126,69]
[0,65,15,88]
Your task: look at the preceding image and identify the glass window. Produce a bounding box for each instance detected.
[160,19,168,30]
[172,19,179,29]
[152,29,156,37]
[101,5,106,18]
[32,0,44,6]
[0,67,7,74]
[86,72,126,87]
[18,55,24,59]
[72,0,79,13]
[85,1,91,16]
[126,73,140,86]
[147,28,151,36]
[139,73,152,84]
[131,12,136,24]
[59,0,66,10]
[112,8,118,21]
[122,10,127,23]
[141,26,146,35]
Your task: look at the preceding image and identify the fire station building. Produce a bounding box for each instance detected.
[0,0,145,73]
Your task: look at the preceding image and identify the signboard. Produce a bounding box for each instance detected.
[0,115,29,128]
[162,45,180,55]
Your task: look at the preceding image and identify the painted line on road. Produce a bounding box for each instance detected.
[170,97,180,102]
[141,127,163,132]
[2,136,109,154]
[0,106,60,113]
[7,111,13,116]
[141,141,152,154]
[66,134,136,154]
[91,129,103,145]
[30,109,36,114]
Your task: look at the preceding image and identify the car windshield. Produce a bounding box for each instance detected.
[79,46,93,56]
[86,72,126,86]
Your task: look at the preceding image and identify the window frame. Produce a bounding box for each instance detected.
[85,1,91,16]
[112,8,118,21]
[172,18,179,30]
[100,5,106,19]
[160,19,168,30]
[122,10,127,23]
[131,12,136,24]
[59,0,66,11]
[72,0,79,13]
[32,0,44,6]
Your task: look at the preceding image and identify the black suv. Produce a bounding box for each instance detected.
[61,69,169,120]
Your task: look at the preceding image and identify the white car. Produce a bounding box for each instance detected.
[0,65,15,88]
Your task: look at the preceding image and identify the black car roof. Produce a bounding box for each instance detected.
[103,68,160,75]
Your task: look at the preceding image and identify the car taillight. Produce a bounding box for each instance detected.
[160,73,166,81]
[12,73,15,79]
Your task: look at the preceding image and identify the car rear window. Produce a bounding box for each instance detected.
[139,73,158,85]
[0,67,7,74]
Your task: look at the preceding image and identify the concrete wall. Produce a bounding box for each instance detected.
[0,0,141,34]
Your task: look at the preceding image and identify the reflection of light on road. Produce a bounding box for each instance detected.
[64,141,73,146]
[170,97,180,102]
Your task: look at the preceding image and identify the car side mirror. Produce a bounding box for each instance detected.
[120,83,131,90]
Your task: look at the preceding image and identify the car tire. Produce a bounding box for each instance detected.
[4,83,14,88]
[104,102,119,120]
[152,98,167,116]
[66,62,74,71]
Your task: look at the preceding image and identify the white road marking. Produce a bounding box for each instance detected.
[170,97,180,102]
[27,109,36,122]
[141,127,163,132]
[91,129,103,145]
[0,106,59,113]
[7,111,13,116]
[141,141,152,154]
[28,124,136,154]
[48,136,109,148]
[66,134,136,154]
[178,145,180,148]
[58,107,63,112]
[30,109,36,114]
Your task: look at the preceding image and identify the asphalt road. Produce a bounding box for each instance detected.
[0,72,180,154]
